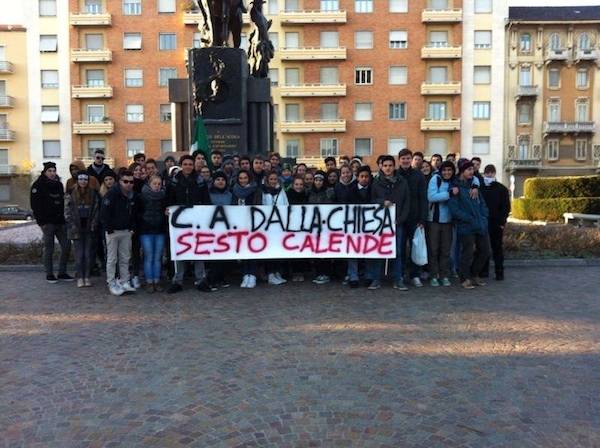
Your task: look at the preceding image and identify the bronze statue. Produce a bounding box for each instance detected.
[247,0,274,78]
[191,0,246,48]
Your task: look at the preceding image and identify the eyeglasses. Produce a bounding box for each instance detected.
[121,179,134,184]
[95,156,105,160]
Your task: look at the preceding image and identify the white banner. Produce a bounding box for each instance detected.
[168,204,396,260]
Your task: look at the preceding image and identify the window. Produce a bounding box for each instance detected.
[389,0,408,12]
[429,0,448,8]
[320,67,339,85]
[429,66,448,83]
[320,31,339,48]
[388,137,407,155]
[123,33,142,50]
[160,104,171,122]
[85,34,104,50]
[518,103,531,124]
[428,102,447,120]
[549,33,561,51]
[355,31,373,49]
[159,33,176,50]
[474,66,491,84]
[389,102,406,120]
[240,33,248,51]
[87,105,104,122]
[520,33,531,52]
[548,68,560,88]
[285,32,299,49]
[85,0,102,14]
[123,0,142,15]
[269,68,279,86]
[285,104,300,122]
[193,32,202,48]
[578,32,590,50]
[40,35,57,52]
[473,101,490,119]
[389,66,408,85]
[474,0,492,13]
[519,66,532,86]
[429,31,448,47]
[269,32,279,50]
[427,137,447,154]
[125,69,143,87]
[285,68,300,86]
[355,103,372,121]
[285,0,298,11]
[158,0,176,13]
[43,140,60,158]
[576,140,587,160]
[286,139,300,157]
[273,104,278,122]
[159,68,177,86]
[517,136,530,159]
[0,81,4,96]
[87,140,105,157]
[39,0,56,16]
[472,137,490,155]
[161,139,172,154]
[321,1,339,11]
[355,138,372,156]
[474,31,492,49]
[547,139,559,161]
[547,100,560,122]
[576,99,589,122]
[86,69,104,86]
[355,67,373,85]
[126,140,144,158]
[269,0,279,14]
[355,0,373,13]
[320,103,338,120]
[41,106,59,123]
[41,70,58,88]
[126,105,144,122]
[576,69,589,88]
[320,138,338,156]
[389,30,407,49]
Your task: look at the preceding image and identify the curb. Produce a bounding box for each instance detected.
[0,221,37,232]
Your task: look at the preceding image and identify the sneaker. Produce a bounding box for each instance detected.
[368,280,381,290]
[473,277,487,287]
[349,280,359,289]
[441,278,452,287]
[154,282,164,293]
[393,281,408,291]
[84,278,92,287]
[196,280,215,292]
[412,277,423,288]
[46,274,58,284]
[57,273,74,282]
[430,278,440,288]
[120,281,136,293]
[145,284,155,294]
[313,275,330,285]
[246,275,257,288]
[131,276,141,289]
[77,278,85,288]
[240,275,250,288]
[219,280,231,288]
[108,280,124,296]
[268,273,286,285]
[342,276,349,285]
[274,272,287,284]
[167,283,183,294]
[461,279,475,290]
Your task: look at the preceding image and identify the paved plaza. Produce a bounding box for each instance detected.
[1,267,599,448]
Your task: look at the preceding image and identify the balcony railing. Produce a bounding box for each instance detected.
[183,10,250,25]
[71,49,112,62]
[0,129,16,141]
[420,118,461,131]
[280,47,347,60]
[72,85,113,98]
[576,49,598,61]
[421,45,461,59]
[544,121,595,134]
[0,165,17,175]
[0,96,15,108]
[515,85,539,98]
[80,157,115,167]
[72,120,114,135]
[421,8,462,22]
[506,145,542,169]
[69,12,112,26]
[279,83,347,97]
[420,81,461,95]
[280,119,346,133]
[0,61,14,74]
[544,48,570,61]
[280,10,347,24]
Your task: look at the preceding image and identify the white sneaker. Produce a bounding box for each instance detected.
[412,277,423,288]
[120,280,136,293]
[131,276,141,289]
[240,275,249,288]
[274,272,287,284]
[108,280,124,296]
[268,273,285,285]
[246,275,257,288]
[77,278,85,288]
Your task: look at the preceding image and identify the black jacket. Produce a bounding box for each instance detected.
[286,189,308,205]
[481,181,511,226]
[396,167,428,227]
[371,173,410,225]
[30,175,66,226]
[87,163,112,183]
[167,171,211,207]
[137,185,167,234]
[333,180,357,204]
[353,183,372,204]
[100,185,137,232]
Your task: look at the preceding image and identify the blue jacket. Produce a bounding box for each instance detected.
[427,174,452,224]
[448,179,489,236]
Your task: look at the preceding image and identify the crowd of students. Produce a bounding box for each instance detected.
[30,147,510,296]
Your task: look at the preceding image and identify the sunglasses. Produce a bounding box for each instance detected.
[95,156,105,160]
[121,179,134,184]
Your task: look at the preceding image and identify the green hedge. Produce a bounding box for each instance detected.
[512,197,600,221]
[523,175,600,199]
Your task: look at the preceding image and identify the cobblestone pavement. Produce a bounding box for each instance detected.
[1,267,599,448]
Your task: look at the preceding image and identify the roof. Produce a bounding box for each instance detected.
[509,6,600,22]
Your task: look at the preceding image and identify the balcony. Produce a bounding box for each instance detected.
[421,8,462,22]
[420,118,461,131]
[72,120,114,135]
[280,47,347,61]
[506,145,542,169]
[420,81,461,95]
[80,156,115,167]
[183,10,250,25]
[72,85,113,99]
[280,10,347,24]
[0,61,14,74]
[69,12,112,26]
[576,49,598,61]
[515,85,539,99]
[544,121,595,134]
[0,129,16,141]
[0,96,15,108]
[0,165,17,175]
[544,48,570,62]
[71,49,112,63]
[280,119,346,133]
[421,45,461,59]
[279,83,347,97]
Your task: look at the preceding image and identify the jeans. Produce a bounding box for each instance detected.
[41,223,70,276]
[74,231,94,279]
[426,222,453,279]
[347,259,359,282]
[172,260,205,285]
[458,233,491,282]
[106,230,132,284]
[140,234,165,283]
[370,226,405,282]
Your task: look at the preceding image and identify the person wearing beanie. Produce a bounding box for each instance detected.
[205,171,233,289]
[30,162,74,283]
[349,157,362,176]
[279,163,293,191]
[66,160,99,192]
[86,149,112,183]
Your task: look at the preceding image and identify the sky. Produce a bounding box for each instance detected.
[509,0,600,5]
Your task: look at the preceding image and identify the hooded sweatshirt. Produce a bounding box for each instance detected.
[66,160,99,192]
